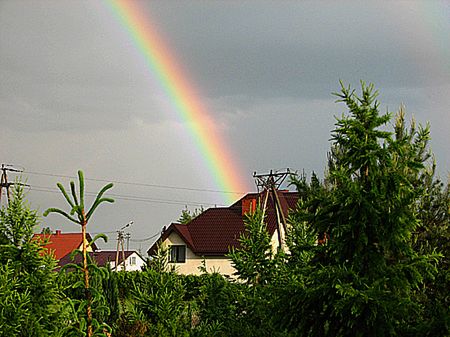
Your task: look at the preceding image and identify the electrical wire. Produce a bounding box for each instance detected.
[89,231,160,242]
[25,170,246,195]
[29,185,225,207]
[129,232,161,242]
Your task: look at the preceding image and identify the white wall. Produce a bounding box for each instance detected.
[164,232,236,276]
[111,252,146,272]
[161,229,285,276]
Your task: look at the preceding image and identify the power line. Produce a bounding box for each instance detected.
[90,231,117,235]
[29,185,225,207]
[89,231,160,243]
[25,170,246,195]
[129,232,160,243]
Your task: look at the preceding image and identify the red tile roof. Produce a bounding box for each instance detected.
[148,191,298,256]
[32,230,98,261]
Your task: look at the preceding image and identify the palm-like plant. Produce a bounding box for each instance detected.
[44,170,114,337]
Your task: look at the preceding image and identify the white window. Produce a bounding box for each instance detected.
[130,256,136,265]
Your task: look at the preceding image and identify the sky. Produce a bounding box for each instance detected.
[1,0,449,254]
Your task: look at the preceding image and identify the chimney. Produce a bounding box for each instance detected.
[242,197,257,215]
[55,229,61,235]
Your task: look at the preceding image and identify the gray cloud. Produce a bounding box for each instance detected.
[145,1,445,99]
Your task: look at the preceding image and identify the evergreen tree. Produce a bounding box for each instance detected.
[44,170,114,337]
[0,184,62,336]
[229,206,281,285]
[412,160,450,335]
[229,205,289,337]
[178,206,204,224]
[281,82,440,336]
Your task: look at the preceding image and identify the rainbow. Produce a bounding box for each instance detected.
[104,0,249,203]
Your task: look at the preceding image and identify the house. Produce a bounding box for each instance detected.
[32,229,98,263]
[148,190,299,276]
[33,230,146,271]
[59,250,146,271]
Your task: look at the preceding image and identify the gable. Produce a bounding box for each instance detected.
[33,231,97,260]
[148,191,299,257]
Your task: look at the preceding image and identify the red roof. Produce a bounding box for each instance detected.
[32,230,98,261]
[148,191,298,256]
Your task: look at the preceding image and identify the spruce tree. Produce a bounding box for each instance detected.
[0,184,62,336]
[283,82,440,336]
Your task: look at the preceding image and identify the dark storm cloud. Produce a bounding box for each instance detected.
[0,0,169,131]
[2,0,444,131]
[145,1,437,100]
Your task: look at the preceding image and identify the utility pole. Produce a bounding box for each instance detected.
[115,221,133,271]
[0,164,28,206]
[253,169,291,251]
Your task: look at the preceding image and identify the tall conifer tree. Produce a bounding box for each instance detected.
[283,82,439,336]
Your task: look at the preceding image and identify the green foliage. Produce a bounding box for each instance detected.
[229,206,283,285]
[44,170,114,337]
[59,249,113,334]
[41,226,52,234]
[0,183,37,247]
[282,82,442,336]
[0,184,63,336]
[0,263,33,336]
[411,161,450,335]
[58,267,113,337]
[178,206,204,224]
[228,207,292,336]
[101,265,121,327]
[0,83,447,336]
[287,172,326,267]
[146,242,174,273]
[43,170,114,225]
[130,269,194,336]
[110,269,264,337]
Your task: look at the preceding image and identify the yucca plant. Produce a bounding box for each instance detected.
[44,170,114,337]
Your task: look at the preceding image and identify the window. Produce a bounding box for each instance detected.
[130,256,136,265]
[169,245,186,263]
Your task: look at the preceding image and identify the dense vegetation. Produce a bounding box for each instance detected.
[0,83,448,336]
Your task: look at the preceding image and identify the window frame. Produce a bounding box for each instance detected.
[169,245,186,263]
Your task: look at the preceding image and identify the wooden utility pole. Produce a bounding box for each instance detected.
[115,231,122,271]
[0,164,27,205]
[115,221,133,271]
[253,169,291,251]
